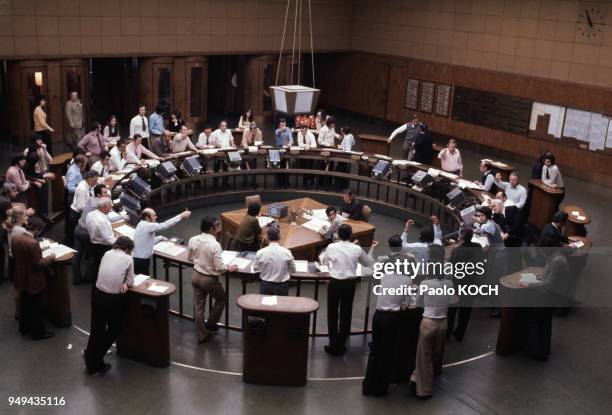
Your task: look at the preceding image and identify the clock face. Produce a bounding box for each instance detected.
[577,6,606,39]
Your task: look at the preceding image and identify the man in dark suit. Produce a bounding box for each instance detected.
[493,192,524,247]
[539,211,569,247]
[12,217,56,340]
[340,188,364,221]
[413,123,434,165]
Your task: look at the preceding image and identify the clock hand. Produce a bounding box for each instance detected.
[586,10,593,27]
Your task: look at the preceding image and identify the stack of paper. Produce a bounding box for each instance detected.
[154,241,186,256]
[229,257,251,269]
[42,244,77,259]
[148,283,169,294]
[261,296,278,306]
[133,274,150,286]
[427,168,440,177]
[457,179,483,190]
[143,159,161,168]
[569,240,585,249]
[519,273,540,285]
[115,224,135,239]
[257,216,275,227]
[302,218,327,233]
[294,260,309,273]
[221,251,238,265]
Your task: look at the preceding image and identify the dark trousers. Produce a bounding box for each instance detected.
[389,308,422,383]
[239,239,260,253]
[133,257,150,276]
[447,305,472,340]
[73,225,90,283]
[525,307,553,361]
[85,289,126,372]
[213,159,228,187]
[19,291,47,338]
[327,278,357,352]
[362,310,402,396]
[260,280,289,296]
[88,244,112,296]
[65,208,79,247]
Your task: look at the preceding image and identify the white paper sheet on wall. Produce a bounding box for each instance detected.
[606,121,612,148]
[564,108,591,141]
[530,102,566,138]
[587,114,609,151]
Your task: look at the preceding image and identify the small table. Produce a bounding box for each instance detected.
[237,294,319,386]
[117,279,176,367]
[496,267,544,356]
[563,205,590,237]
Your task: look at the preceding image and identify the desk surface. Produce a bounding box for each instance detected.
[529,179,565,194]
[129,279,176,297]
[221,198,376,252]
[500,266,544,289]
[563,205,591,224]
[237,294,319,314]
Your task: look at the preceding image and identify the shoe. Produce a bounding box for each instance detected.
[324,345,345,356]
[32,331,54,340]
[408,380,417,396]
[88,363,112,376]
[205,323,219,332]
[452,332,464,342]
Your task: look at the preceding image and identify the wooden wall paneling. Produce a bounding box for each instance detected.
[385,65,404,122]
[184,57,208,128]
[172,57,187,122]
[6,61,22,141]
[60,59,89,139]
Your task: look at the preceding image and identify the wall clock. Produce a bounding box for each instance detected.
[577,6,606,39]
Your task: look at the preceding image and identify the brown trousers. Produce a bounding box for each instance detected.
[191,271,227,342]
[411,316,447,397]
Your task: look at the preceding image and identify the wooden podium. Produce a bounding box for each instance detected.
[117,279,176,367]
[359,134,391,156]
[562,205,590,237]
[238,294,319,386]
[528,179,564,232]
[49,152,72,214]
[44,253,74,328]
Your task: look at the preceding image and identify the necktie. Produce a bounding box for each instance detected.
[141,116,146,132]
[545,167,550,180]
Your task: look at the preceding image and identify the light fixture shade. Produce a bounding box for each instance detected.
[34,72,43,87]
[269,85,320,115]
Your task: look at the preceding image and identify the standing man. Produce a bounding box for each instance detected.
[320,224,377,355]
[65,91,84,150]
[133,208,191,275]
[78,122,106,163]
[148,105,165,145]
[275,118,293,147]
[129,105,150,146]
[85,197,116,286]
[171,125,198,153]
[494,171,528,210]
[478,160,498,193]
[187,216,238,343]
[70,170,100,247]
[438,139,463,176]
[253,226,296,296]
[196,125,214,149]
[12,218,56,340]
[33,96,55,154]
[318,117,339,148]
[413,123,434,165]
[387,114,420,160]
[84,236,134,376]
[340,188,364,221]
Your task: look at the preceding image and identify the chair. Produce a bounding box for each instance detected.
[225,231,239,251]
[245,194,262,208]
[361,205,372,222]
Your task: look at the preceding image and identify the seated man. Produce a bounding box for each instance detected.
[340,188,364,221]
[109,138,129,171]
[90,151,111,178]
[235,202,262,252]
[539,211,570,247]
[254,225,296,296]
[319,206,342,240]
[171,125,198,153]
[151,130,174,157]
[126,134,161,164]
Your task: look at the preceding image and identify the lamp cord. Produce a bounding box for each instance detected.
[308,0,315,88]
[275,0,291,86]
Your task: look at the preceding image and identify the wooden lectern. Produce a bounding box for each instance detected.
[44,253,74,328]
[359,134,391,156]
[528,179,564,232]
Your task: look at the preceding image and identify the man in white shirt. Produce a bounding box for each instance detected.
[172,125,198,153]
[133,208,191,275]
[84,236,134,376]
[129,105,149,143]
[253,226,296,296]
[85,197,117,287]
[387,114,421,160]
[339,126,355,151]
[196,125,214,149]
[68,170,99,248]
[401,216,443,265]
[438,139,463,176]
[296,124,316,148]
[187,216,238,343]
[318,206,342,240]
[90,151,111,178]
[126,134,161,163]
[210,120,235,148]
[320,224,377,356]
[318,117,339,148]
[109,139,129,171]
[494,171,527,210]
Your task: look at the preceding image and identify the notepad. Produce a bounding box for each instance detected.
[148,283,169,293]
[133,274,150,287]
[221,251,238,265]
[42,244,76,259]
[302,218,327,233]
[229,257,251,269]
[154,241,186,256]
[427,168,440,177]
[569,240,585,248]
[261,296,278,306]
[257,216,275,227]
[295,260,309,273]
[519,273,540,285]
[571,210,580,216]
[577,215,586,221]
[115,224,135,239]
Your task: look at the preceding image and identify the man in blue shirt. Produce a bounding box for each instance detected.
[274,118,293,147]
[149,105,165,143]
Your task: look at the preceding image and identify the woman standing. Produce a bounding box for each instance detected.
[103,115,121,142]
[237,109,254,130]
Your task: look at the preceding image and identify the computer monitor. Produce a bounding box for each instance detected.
[447,187,467,206]
[119,191,141,213]
[156,161,177,180]
[126,175,151,199]
[182,155,203,176]
[411,170,433,187]
[372,160,391,180]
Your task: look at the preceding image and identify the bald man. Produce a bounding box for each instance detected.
[133,208,191,275]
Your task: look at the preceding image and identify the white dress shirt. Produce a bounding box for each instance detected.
[86,209,116,246]
[320,240,374,280]
[90,160,109,178]
[210,129,234,148]
[133,215,182,259]
[297,131,317,148]
[172,133,197,153]
[70,180,92,212]
[126,142,157,162]
[96,249,134,294]
[339,133,355,151]
[542,164,564,188]
[494,179,527,209]
[187,233,227,276]
[109,146,127,171]
[253,242,296,283]
[129,114,149,138]
[318,125,338,148]
[416,278,454,319]
[197,132,213,149]
[376,252,416,311]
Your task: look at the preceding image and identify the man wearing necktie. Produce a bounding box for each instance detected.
[129,105,150,147]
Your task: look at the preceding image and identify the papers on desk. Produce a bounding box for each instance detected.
[143,159,160,168]
[115,224,135,239]
[254,141,263,146]
[519,273,541,285]
[261,296,278,306]
[471,235,489,247]
[118,165,136,174]
[42,244,76,259]
[39,239,53,250]
[147,283,169,294]
[133,274,150,287]
[571,210,580,216]
[427,168,440,178]
[221,250,238,265]
[439,171,459,180]
[247,146,258,154]
[200,149,218,155]
[302,218,327,233]
[154,241,186,256]
[457,179,483,190]
[315,263,329,273]
[295,260,309,273]
[230,257,252,269]
[109,174,124,181]
[576,215,586,221]
[569,240,585,248]
[257,216,276,227]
